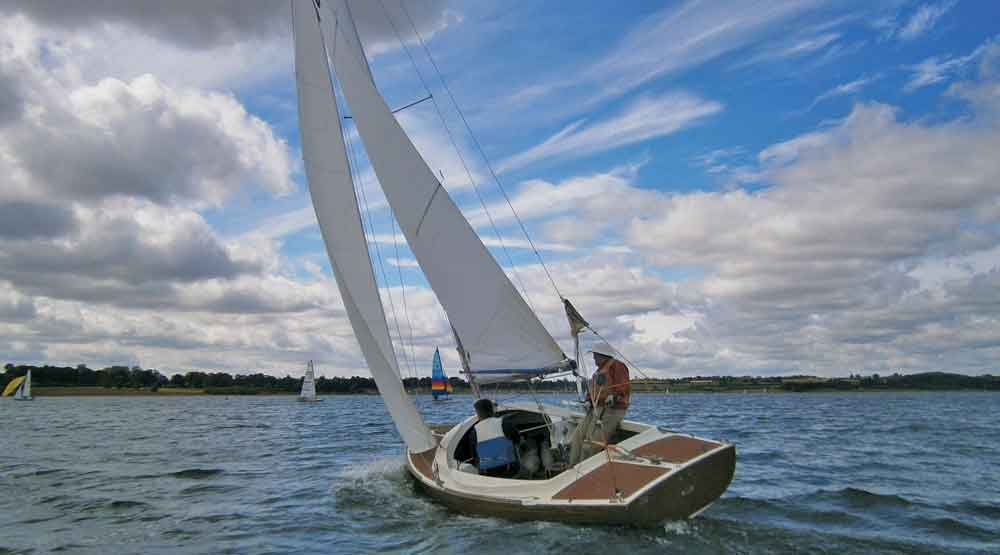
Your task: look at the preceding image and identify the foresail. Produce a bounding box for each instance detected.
[293,1,432,452]
[323,0,569,383]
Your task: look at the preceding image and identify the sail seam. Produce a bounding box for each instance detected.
[415,181,442,237]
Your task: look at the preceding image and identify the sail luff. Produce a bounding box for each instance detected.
[293,0,433,452]
[323,0,569,382]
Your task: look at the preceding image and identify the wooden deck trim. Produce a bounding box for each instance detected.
[632,435,721,464]
[552,462,668,501]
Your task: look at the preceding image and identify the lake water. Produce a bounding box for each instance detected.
[2,392,998,554]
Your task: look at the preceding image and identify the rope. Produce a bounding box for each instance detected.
[343,115,416,382]
[398,0,563,302]
[586,328,653,381]
[391,215,419,380]
[390,0,540,311]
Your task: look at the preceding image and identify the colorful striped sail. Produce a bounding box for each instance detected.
[431,348,450,399]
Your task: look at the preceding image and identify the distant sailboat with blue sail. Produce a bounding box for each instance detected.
[430,348,452,401]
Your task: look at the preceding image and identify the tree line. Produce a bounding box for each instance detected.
[0,363,481,394]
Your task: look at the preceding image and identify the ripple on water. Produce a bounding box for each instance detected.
[1,393,998,554]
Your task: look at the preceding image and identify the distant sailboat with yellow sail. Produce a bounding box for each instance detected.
[3,369,33,401]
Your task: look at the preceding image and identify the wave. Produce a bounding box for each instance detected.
[179,484,239,496]
[169,468,224,479]
[106,500,149,510]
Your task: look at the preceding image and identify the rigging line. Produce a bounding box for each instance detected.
[398,0,564,302]
[586,327,652,381]
[343,116,415,382]
[343,94,433,118]
[376,0,538,313]
[391,215,419,381]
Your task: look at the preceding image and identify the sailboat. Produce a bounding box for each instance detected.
[292,0,734,524]
[2,369,33,401]
[298,360,322,402]
[430,348,451,401]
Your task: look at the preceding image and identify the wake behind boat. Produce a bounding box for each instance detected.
[292,0,734,524]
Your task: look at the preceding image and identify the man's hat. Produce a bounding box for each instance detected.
[592,341,615,357]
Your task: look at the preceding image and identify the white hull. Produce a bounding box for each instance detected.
[406,402,735,525]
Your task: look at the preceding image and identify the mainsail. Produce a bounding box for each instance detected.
[321,0,571,383]
[300,361,318,401]
[293,0,433,452]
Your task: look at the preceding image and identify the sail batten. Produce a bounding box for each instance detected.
[323,0,569,383]
[293,1,433,451]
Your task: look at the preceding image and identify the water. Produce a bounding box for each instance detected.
[2,392,998,554]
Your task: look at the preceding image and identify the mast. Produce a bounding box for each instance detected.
[293,0,433,452]
[321,0,571,384]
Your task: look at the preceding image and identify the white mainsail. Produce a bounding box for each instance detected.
[293,0,433,452]
[322,0,570,383]
[23,369,30,398]
[300,361,318,401]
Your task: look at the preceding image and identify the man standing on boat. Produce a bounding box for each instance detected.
[569,342,631,464]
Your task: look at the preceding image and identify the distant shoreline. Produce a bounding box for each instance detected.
[26,386,999,397]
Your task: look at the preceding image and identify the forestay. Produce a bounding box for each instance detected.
[322,0,570,383]
[292,1,433,452]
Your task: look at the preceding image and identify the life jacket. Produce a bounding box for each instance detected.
[475,417,516,470]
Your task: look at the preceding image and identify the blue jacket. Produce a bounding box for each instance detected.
[474,417,516,470]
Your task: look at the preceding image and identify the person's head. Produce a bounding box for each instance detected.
[592,342,614,367]
[474,398,495,419]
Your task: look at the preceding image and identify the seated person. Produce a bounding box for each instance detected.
[468,398,519,477]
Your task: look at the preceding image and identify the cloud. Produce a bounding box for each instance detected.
[1,0,455,53]
[5,74,293,207]
[796,75,879,114]
[905,46,987,92]
[0,200,78,240]
[897,1,956,41]
[622,96,1000,375]
[583,0,825,103]
[498,92,722,173]
[733,32,842,68]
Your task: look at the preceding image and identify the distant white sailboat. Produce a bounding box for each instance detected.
[298,360,321,402]
[292,0,733,524]
[3,369,33,401]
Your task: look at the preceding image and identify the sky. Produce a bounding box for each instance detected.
[1,0,998,379]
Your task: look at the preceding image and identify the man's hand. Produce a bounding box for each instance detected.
[604,394,615,407]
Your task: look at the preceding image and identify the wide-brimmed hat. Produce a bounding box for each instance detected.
[591,341,615,357]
